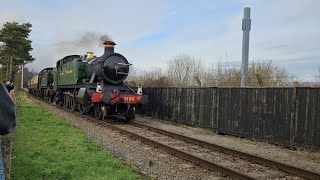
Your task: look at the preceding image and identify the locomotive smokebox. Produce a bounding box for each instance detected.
[92,40,130,84]
[103,41,116,56]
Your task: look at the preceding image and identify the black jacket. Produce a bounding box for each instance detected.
[0,82,16,135]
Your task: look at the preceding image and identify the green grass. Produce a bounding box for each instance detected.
[11,93,140,180]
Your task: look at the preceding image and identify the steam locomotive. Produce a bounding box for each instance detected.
[28,41,148,121]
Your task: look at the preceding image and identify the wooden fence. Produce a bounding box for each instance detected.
[139,87,320,148]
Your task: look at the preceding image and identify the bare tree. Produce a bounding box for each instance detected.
[249,60,289,87]
[200,60,289,87]
[125,67,171,87]
[126,56,289,88]
[140,68,170,87]
[201,62,241,87]
[314,65,320,87]
[201,64,215,87]
[167,54,205,87]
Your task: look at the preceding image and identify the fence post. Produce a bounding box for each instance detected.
[290,87,297,144]
[215,87,220,133]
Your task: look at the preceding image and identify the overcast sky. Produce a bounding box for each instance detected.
[1,0,319,81]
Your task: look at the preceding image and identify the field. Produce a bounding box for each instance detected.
[11,93,140,180]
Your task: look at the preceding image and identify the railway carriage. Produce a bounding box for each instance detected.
[28,67,54,100]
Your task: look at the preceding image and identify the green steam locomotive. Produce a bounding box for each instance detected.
[28,41,148,121]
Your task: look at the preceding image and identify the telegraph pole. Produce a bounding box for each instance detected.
[240,7,251,87]
[21,64,24,89]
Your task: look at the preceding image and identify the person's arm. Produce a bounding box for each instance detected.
[5,81,14,92]
[0,82,16,135]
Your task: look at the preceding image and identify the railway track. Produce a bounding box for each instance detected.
[130,121,320,180]
[86,117,255,179]
[79,115,320,179]
[31,95,320,180]
[131,122,320,179]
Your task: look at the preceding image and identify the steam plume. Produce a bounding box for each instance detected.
[54,32,113,55]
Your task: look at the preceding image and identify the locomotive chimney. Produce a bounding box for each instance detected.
[103,41,116,55]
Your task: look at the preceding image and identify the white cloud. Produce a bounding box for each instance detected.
[0,0,319,77]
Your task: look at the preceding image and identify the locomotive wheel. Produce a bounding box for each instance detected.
[64,95,69,108]
[54,92,63,106]
[71,98,77,111]
[94,103,103,120]
[58,96,64,106]
[78,104,87,115]
[48,96,53,103]
[66,96,70,109]
[124,114,135,122]
[124,106,135,122]
[46,95,51,103]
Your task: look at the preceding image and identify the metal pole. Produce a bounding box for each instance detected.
[21,64,24,89]
[240,7,251,87]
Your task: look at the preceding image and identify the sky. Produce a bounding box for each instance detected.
[0,0,319,81]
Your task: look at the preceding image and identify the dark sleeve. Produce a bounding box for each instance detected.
[5,84,13,92]
[0,82,16,135]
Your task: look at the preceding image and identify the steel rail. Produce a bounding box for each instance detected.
[131,121,320,180]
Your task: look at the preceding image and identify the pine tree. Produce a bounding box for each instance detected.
[0,22,35,81]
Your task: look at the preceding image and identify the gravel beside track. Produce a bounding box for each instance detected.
[116,124,303,179]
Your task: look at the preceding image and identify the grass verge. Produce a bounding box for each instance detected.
[11,93,140,180]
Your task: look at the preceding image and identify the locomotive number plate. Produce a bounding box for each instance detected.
[123,96,135,102]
